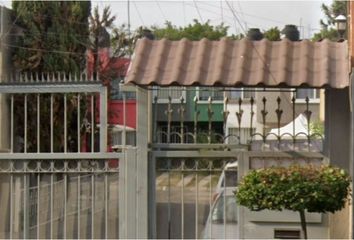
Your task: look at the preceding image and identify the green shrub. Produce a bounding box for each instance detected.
[236,165,350,239]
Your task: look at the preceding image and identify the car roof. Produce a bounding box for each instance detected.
[225,161,238,169]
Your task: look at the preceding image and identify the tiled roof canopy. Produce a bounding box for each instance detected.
[126,38,349,88]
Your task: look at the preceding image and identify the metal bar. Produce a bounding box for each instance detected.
[37,173,40,239]
[292,96,296,149]
[63,174,67,239]
[0,152,125,159]
[91,174,95,238]
[50,94,54,153]
[250,97,254,140]
[168,159,171,239]
[181,160,184,239]
[195,164,198,239]
[119,155,126,239]
[24,94,27,153]
[50,172,54,238]
[123,92,126,146]
[37,94,40,153]
[23,172,27,239]
[10,173,13,239]
[77,173,81,239]
[10,94,13,153]
[209,164,212,238]
[178,97,185,144]
[223,162,226,238]
[0,83,105,94]
[193,97,199,143]
[166,97,172,144]
[91,95,94,152]
[104,174,108,239]
[152,151,248,158]
[77,93,80,153]
[99,87,108,152]
[64,94,67,153]
[153,96,158,143]
[207,97,213,144]
[151,143,248,150]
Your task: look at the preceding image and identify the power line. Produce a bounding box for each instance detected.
[3,42,92,56]
[183,1,260,31]
[199,1,288,26]
[155,1,167,23]
[225,1,293,108]
[133,1,145,26]
[193,0,204,23]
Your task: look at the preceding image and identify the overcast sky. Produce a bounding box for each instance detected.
[1,0,333,39]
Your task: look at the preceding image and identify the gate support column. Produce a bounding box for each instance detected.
[325,87,351,239]
[136,87,149,238]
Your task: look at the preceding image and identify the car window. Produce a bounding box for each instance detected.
[211,195,237,223]
[223,170,238,187]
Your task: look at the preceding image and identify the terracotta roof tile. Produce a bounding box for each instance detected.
[126,38,349,88]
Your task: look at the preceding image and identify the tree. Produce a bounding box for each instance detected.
[264,27,281,41]
[12,1,91,73]
[236,165,350,239]
[150,20,229,40]
[312,0,346,41]
[11,1,91,152]
[89,5,116,78]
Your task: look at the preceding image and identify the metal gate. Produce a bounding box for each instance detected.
[0,74,137,239]
[147,87,328,239]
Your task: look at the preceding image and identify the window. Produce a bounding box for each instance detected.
[228,88,255,100]
[211,195,238,223]
[198,87,224,101]
[295,89,320,101]
[153,87,186,103]
[111,78,136,100]
[111,130,136,146]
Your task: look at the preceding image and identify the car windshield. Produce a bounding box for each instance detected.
[221,170,238,187]
[211,195,237,224]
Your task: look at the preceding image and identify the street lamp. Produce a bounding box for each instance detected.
[335,14,347,39]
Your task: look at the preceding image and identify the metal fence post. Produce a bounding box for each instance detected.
[99,87,108,152]
[238,151,249,240]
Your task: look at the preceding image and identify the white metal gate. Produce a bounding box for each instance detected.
[0,75,138,239]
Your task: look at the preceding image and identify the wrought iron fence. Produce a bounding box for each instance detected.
[0,158,119,239]
[152,87,324,152]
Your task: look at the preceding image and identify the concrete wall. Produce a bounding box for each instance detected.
[324,88,351,239]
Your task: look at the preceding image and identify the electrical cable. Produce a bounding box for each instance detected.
[193,0,204,23]
[225,0,294,108]
[133,1,145,26]
[155,1,167,23]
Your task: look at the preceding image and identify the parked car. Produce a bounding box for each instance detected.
[213,161,238,202]
[202,187,238,239]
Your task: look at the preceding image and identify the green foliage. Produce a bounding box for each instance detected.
[151,20,229,40]
[312,0,346,41]
[320,0,347,28]
[263,27,281,41]
[12,1,91,73]
[310,121,324,136]
[12,2,91,152]
[236,165,350,213]
[312,28,339,42]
